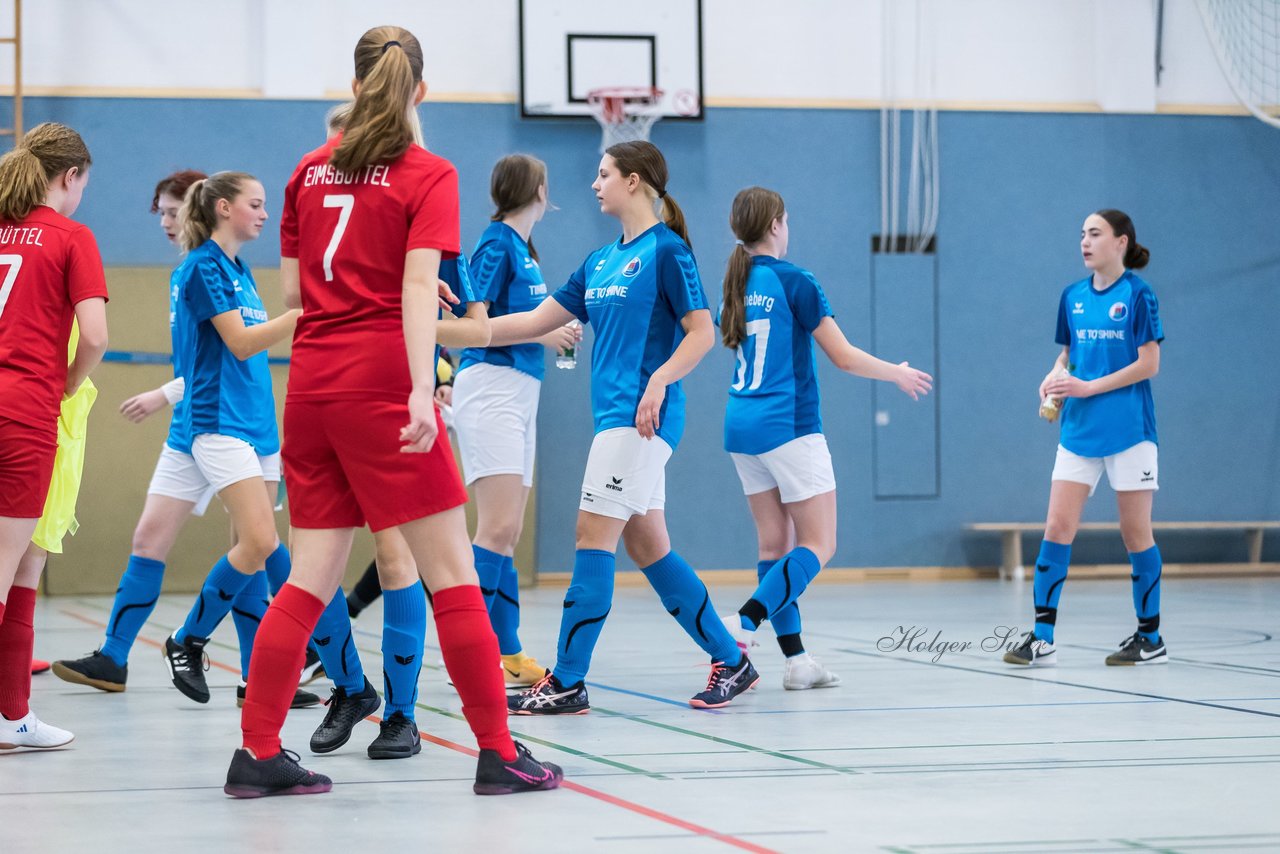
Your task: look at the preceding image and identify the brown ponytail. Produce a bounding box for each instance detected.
[0,122,91,222]
[721,187,786,349]
[330,26,424,174]
[1095,208,1150,270]
[490,153,548,263]
[605,140,691,248]
[178,171,256,252]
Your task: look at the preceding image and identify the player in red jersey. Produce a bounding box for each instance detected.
[224,25,562,798]
[0,123,108,751]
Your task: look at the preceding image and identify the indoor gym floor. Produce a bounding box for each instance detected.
[6,575,1279,853]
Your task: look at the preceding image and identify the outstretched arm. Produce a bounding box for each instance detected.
[488,298,576,347]
[120,377,184,423]
[437,300,491,348]
[210,308,301,361]
[812,317,932,399]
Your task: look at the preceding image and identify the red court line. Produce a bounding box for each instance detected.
[57,606,778,854]
[59,608,239,674]
[406,727,779,854]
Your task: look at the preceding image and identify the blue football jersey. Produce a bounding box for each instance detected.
[168,240,279,455]
[460,221,549,380]
[552,222,707,450]
[722,256,834,455]
[1055,270,1163,457]
[165,266,193,455]
[438,252,477,367]
[439,252,478,316]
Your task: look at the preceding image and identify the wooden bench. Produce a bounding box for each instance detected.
[966,521,1280,580]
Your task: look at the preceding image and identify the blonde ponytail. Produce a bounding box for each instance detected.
[177,171,256,252]
[330,26,425,173]
[0,122,91,221]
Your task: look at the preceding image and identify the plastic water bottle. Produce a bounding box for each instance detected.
[556,320,581,370]
[1039,367,1069,421]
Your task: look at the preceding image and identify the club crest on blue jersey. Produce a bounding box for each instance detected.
[622,257,642,278]
[1109,301,1128,322]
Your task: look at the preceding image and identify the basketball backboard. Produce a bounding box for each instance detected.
[518,0,704,121]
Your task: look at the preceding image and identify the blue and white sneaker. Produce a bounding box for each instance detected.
[507,672,589,715]
[0,710,74,750]
[689,656,759,709]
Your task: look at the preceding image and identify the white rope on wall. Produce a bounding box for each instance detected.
[879,0,940,254]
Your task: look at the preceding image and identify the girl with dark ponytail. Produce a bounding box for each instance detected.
[717,187,932,689]
[490,140,759,714]
[226,25,561,800]
[0,122,107,751]
[1007,209,1166,669]
[450,154,580,689]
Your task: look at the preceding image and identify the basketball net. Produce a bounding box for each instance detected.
[588,87,664,153]
[1197,0,1280,130]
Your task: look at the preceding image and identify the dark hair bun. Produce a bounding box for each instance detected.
[1126,242,1150,270]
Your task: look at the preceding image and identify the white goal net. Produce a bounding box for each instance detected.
[1197,0,1280,129]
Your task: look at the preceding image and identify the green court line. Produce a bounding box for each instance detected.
[588,706,860,775]
[835,646,1280,721]
[1114,840,1182,854]
[344,636,670,781]
[876,835,1280,854]
[608,732,1280,760]
[95,595,861,776]
[784,733,1280,754]
[888,840,1103,849]
[408,699,670,781]
[66,598,669,782]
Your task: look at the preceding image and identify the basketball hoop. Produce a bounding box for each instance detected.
[587,86,664,153]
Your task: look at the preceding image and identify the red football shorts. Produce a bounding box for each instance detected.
[0,416,58,518]
[283,398,467,532]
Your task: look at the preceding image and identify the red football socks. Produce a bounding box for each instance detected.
[0,586,36,720]
[240,584,325,759]
[434,585,517,762]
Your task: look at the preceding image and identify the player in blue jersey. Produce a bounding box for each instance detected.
[717,187,932,688]
[52,171,323,704]
[156,171,316,705]
[490,140,758,713]
[453,154,579,689]
[1005,209,1166,667]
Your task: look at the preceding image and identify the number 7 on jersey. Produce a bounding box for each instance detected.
[322,194,354,282]
[0,254,22,320]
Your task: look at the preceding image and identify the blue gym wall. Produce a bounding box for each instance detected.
[19,96,1280,572]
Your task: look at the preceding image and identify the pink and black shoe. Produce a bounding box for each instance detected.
[224,748,332,798]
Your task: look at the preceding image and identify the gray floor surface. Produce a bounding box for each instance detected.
[6,576,1279,853]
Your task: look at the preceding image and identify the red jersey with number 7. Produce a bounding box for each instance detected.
[281,137,460,402]
[0,206,108,431]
